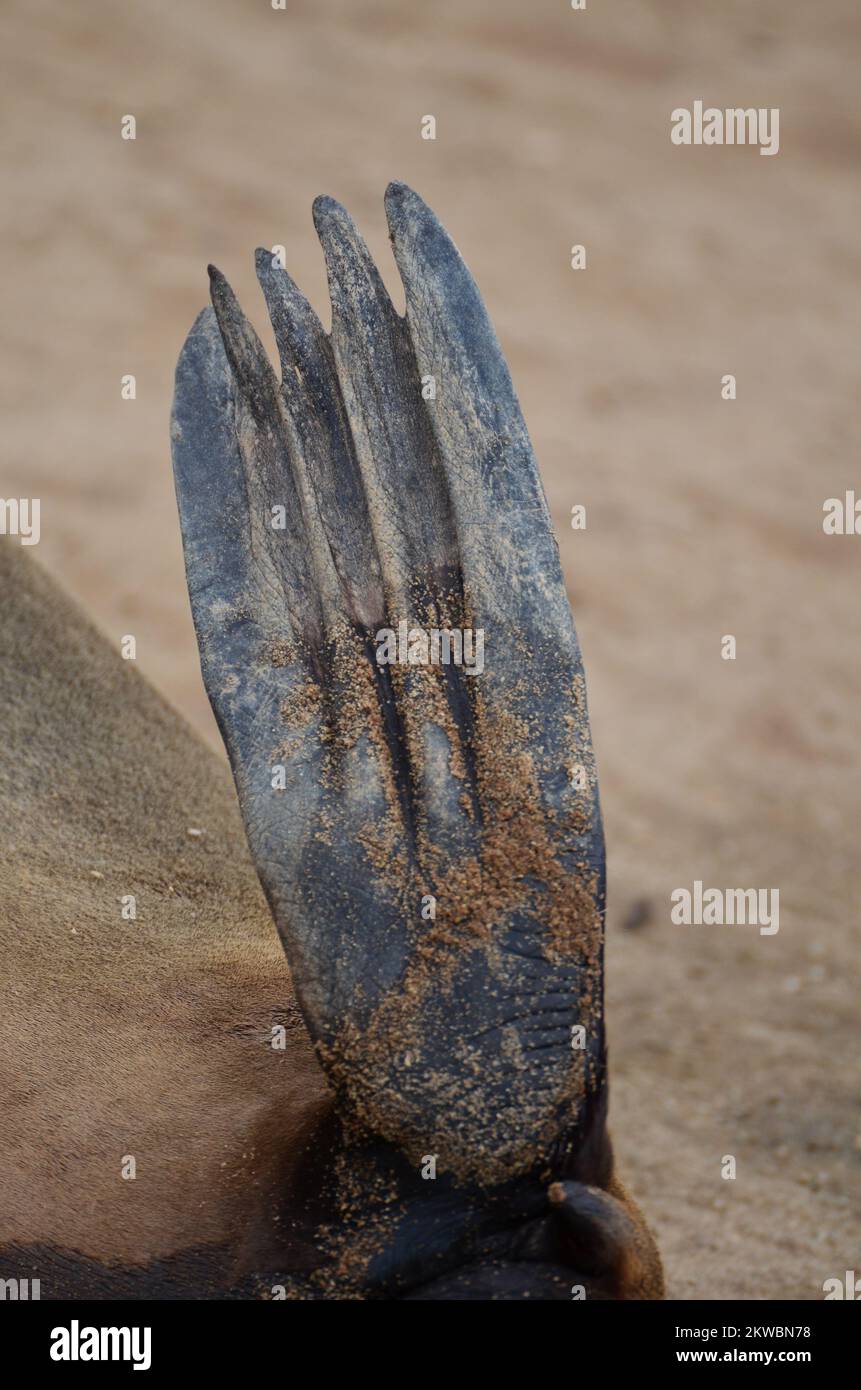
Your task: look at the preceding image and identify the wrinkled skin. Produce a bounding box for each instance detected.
[171,182,662,1298]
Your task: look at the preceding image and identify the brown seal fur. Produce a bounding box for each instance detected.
[0,541,329,1292]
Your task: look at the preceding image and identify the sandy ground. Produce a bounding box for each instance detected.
[2,0,859,1298]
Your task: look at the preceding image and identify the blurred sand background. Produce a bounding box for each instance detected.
[2,0,859,1297]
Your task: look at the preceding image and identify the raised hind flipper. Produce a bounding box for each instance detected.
[172,184,639,1298]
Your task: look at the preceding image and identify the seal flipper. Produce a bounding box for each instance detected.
[171,186,607,1192]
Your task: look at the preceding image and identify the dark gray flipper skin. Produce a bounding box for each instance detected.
[171,184,608,1292]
